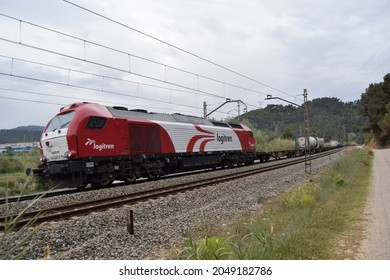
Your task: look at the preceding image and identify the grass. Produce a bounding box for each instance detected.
[258,138,296,152]
[250,126,295,152]
[180,147,372,260]
[0,190,47,260]
[0,150,42,196]
[1,151,53,259]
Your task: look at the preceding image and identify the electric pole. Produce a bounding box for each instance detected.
[303,89,311,174]
[265,89,311,175]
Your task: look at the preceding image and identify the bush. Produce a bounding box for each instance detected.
[332,173,345,186]
[283,186,318,209]
[185,236,231,260]
[0,158,24,174]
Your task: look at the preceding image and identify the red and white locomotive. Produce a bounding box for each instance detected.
[33,102,256,188]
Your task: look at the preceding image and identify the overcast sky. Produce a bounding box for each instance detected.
[0,0,389,129]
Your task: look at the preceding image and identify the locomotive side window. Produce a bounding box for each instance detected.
[86,116,106,129]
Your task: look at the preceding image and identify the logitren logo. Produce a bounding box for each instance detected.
[85,138,115,151]
[186,125,233,153]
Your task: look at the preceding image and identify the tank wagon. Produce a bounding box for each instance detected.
[32,102,256,188]
[329,140,339,147]
[295,136,325,154]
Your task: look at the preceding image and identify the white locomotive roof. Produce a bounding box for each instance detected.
[106,106,212,125]
[106,106,243,129]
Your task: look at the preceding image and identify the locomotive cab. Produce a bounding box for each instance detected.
[40,110,76,163]
[33,102,115,188]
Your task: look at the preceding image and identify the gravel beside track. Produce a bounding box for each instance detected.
[4,150,347,260]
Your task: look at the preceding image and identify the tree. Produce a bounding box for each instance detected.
[282,128,294,139]
[378,102,390,144]
[359,73,390,146]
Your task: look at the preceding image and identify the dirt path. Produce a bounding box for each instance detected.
[358,148,390,259]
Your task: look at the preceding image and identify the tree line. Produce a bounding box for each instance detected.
[359,73,390,146]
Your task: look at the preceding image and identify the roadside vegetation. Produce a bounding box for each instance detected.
[237,119,296,152]
[0,149,49,259]
[0,149,44,197]
[0,193,47,260]
[253,130,295,152]
[180,147,372,260]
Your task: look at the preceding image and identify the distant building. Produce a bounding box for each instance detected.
[0,142,39,153]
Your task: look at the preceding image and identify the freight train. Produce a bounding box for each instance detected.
[255,136,327,162]
[32,102,256,188]
[31,102,338,189]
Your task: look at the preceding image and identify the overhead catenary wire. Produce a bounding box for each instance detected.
[0,71,245,118]
[0,95,64,106]
[0,87,240,119]
[0,36,263,110]
[0,10,288,121]
[0,13,271,101]
[0,54,260,112]
[0,87,209,116]
[0,72,199,111]
[62,0,298,100]
[0,54,214,99]
[335,40,390,99]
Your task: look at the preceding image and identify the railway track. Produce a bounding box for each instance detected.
[0,148,344,232]
[0,167,221,205]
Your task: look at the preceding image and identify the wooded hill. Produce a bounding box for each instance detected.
[236,97,365,144]
[0,126,44,144]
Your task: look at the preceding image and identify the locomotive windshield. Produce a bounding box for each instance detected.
[44,111,76,132]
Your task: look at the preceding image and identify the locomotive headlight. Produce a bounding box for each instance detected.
[64,150,76,159]
[40,155,47,163]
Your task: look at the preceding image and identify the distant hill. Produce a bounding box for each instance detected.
[0,126,44,144]
[235,97,366,143]
[12,125,44,132]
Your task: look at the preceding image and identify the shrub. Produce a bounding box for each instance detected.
[0,158,24,174]
[185,236,231,260]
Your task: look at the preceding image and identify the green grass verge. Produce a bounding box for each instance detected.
[181,148,372,260]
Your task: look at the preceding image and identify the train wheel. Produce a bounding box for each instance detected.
[101,179,114,186]
[92,178,114,188]
[126,175,137,183]
[148,173,160,180]
[76,181,89,189]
